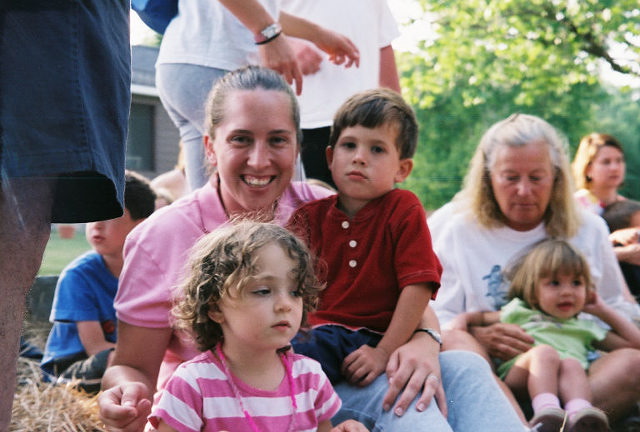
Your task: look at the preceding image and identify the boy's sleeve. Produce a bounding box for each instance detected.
[393,191,442,298]
[51,266,100,322]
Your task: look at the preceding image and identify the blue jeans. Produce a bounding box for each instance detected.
[156,63,228,191]
[332,350,526,432]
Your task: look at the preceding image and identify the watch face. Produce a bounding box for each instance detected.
[263,25,278,38]
[256,23,282,43]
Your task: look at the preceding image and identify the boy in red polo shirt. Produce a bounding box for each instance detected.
[288,88,441,385]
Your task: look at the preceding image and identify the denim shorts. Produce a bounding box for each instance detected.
[0,0,130,222]
[292,325,382,384]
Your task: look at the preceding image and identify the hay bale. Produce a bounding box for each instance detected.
[12,358,106,432]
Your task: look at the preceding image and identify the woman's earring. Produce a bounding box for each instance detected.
[586,175,592,182]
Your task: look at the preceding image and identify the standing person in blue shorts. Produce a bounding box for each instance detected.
[41,172,156,394]
[0,1,129,427]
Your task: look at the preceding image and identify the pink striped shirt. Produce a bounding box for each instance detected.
[149,350,341,432]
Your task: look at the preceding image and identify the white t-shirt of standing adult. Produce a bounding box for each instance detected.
[280,0,400,129]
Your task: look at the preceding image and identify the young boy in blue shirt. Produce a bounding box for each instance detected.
[41,171,156,393]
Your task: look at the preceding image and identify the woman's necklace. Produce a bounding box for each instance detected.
[216,345,297,432]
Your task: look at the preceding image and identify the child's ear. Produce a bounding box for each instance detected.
[325,146,334,169]
[207,304,224,324]
[394,158,413,183]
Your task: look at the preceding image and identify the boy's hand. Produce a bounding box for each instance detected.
[341,345,389,387]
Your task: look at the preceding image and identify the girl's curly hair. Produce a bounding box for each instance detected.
[172,220,323,351]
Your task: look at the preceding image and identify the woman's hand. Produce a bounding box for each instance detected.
[469,323,533,361]
[447,314,469,331]
[382,334,446,417]
[99,323,171,431]
[98,382,152,432]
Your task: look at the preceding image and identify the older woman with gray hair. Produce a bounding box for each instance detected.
[430,113,640,425]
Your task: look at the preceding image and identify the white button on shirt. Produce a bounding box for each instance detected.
[341,221,350,229]
[349,240,357,248]
[349,260,357,268]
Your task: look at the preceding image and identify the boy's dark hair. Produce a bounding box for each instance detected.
[602,200,640,233]
[329,88,418,159]
[124,170,156,220]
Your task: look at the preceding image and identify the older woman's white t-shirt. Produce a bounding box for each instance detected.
[432,208,637,327]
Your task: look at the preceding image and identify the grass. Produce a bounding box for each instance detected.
[38,227,91,276]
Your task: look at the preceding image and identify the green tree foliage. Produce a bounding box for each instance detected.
[398,0,640,210]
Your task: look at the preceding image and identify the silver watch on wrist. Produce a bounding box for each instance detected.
[254,22,282,45]
[414,328,443,346]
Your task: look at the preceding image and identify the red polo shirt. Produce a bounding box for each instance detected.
[287,189,441,333]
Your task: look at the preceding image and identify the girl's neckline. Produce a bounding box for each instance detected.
[215,345,298,432]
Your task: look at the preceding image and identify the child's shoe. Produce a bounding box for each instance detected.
[568,407,609,432]
[530,407,567,432]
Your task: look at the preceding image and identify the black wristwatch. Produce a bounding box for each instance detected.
[414,328,443,346]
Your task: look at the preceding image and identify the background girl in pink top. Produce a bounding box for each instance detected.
[149,221,365,432]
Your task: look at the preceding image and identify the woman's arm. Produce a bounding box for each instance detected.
[99,322,173,432]
[448,311,500,331]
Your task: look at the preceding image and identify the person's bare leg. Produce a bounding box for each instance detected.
[503,345,560,400]
[0,177,54,430]
[558,357,592,403]
[589,348,640,422]
[443,329,527,423]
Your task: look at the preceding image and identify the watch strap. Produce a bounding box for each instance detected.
[414,328,443,346]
